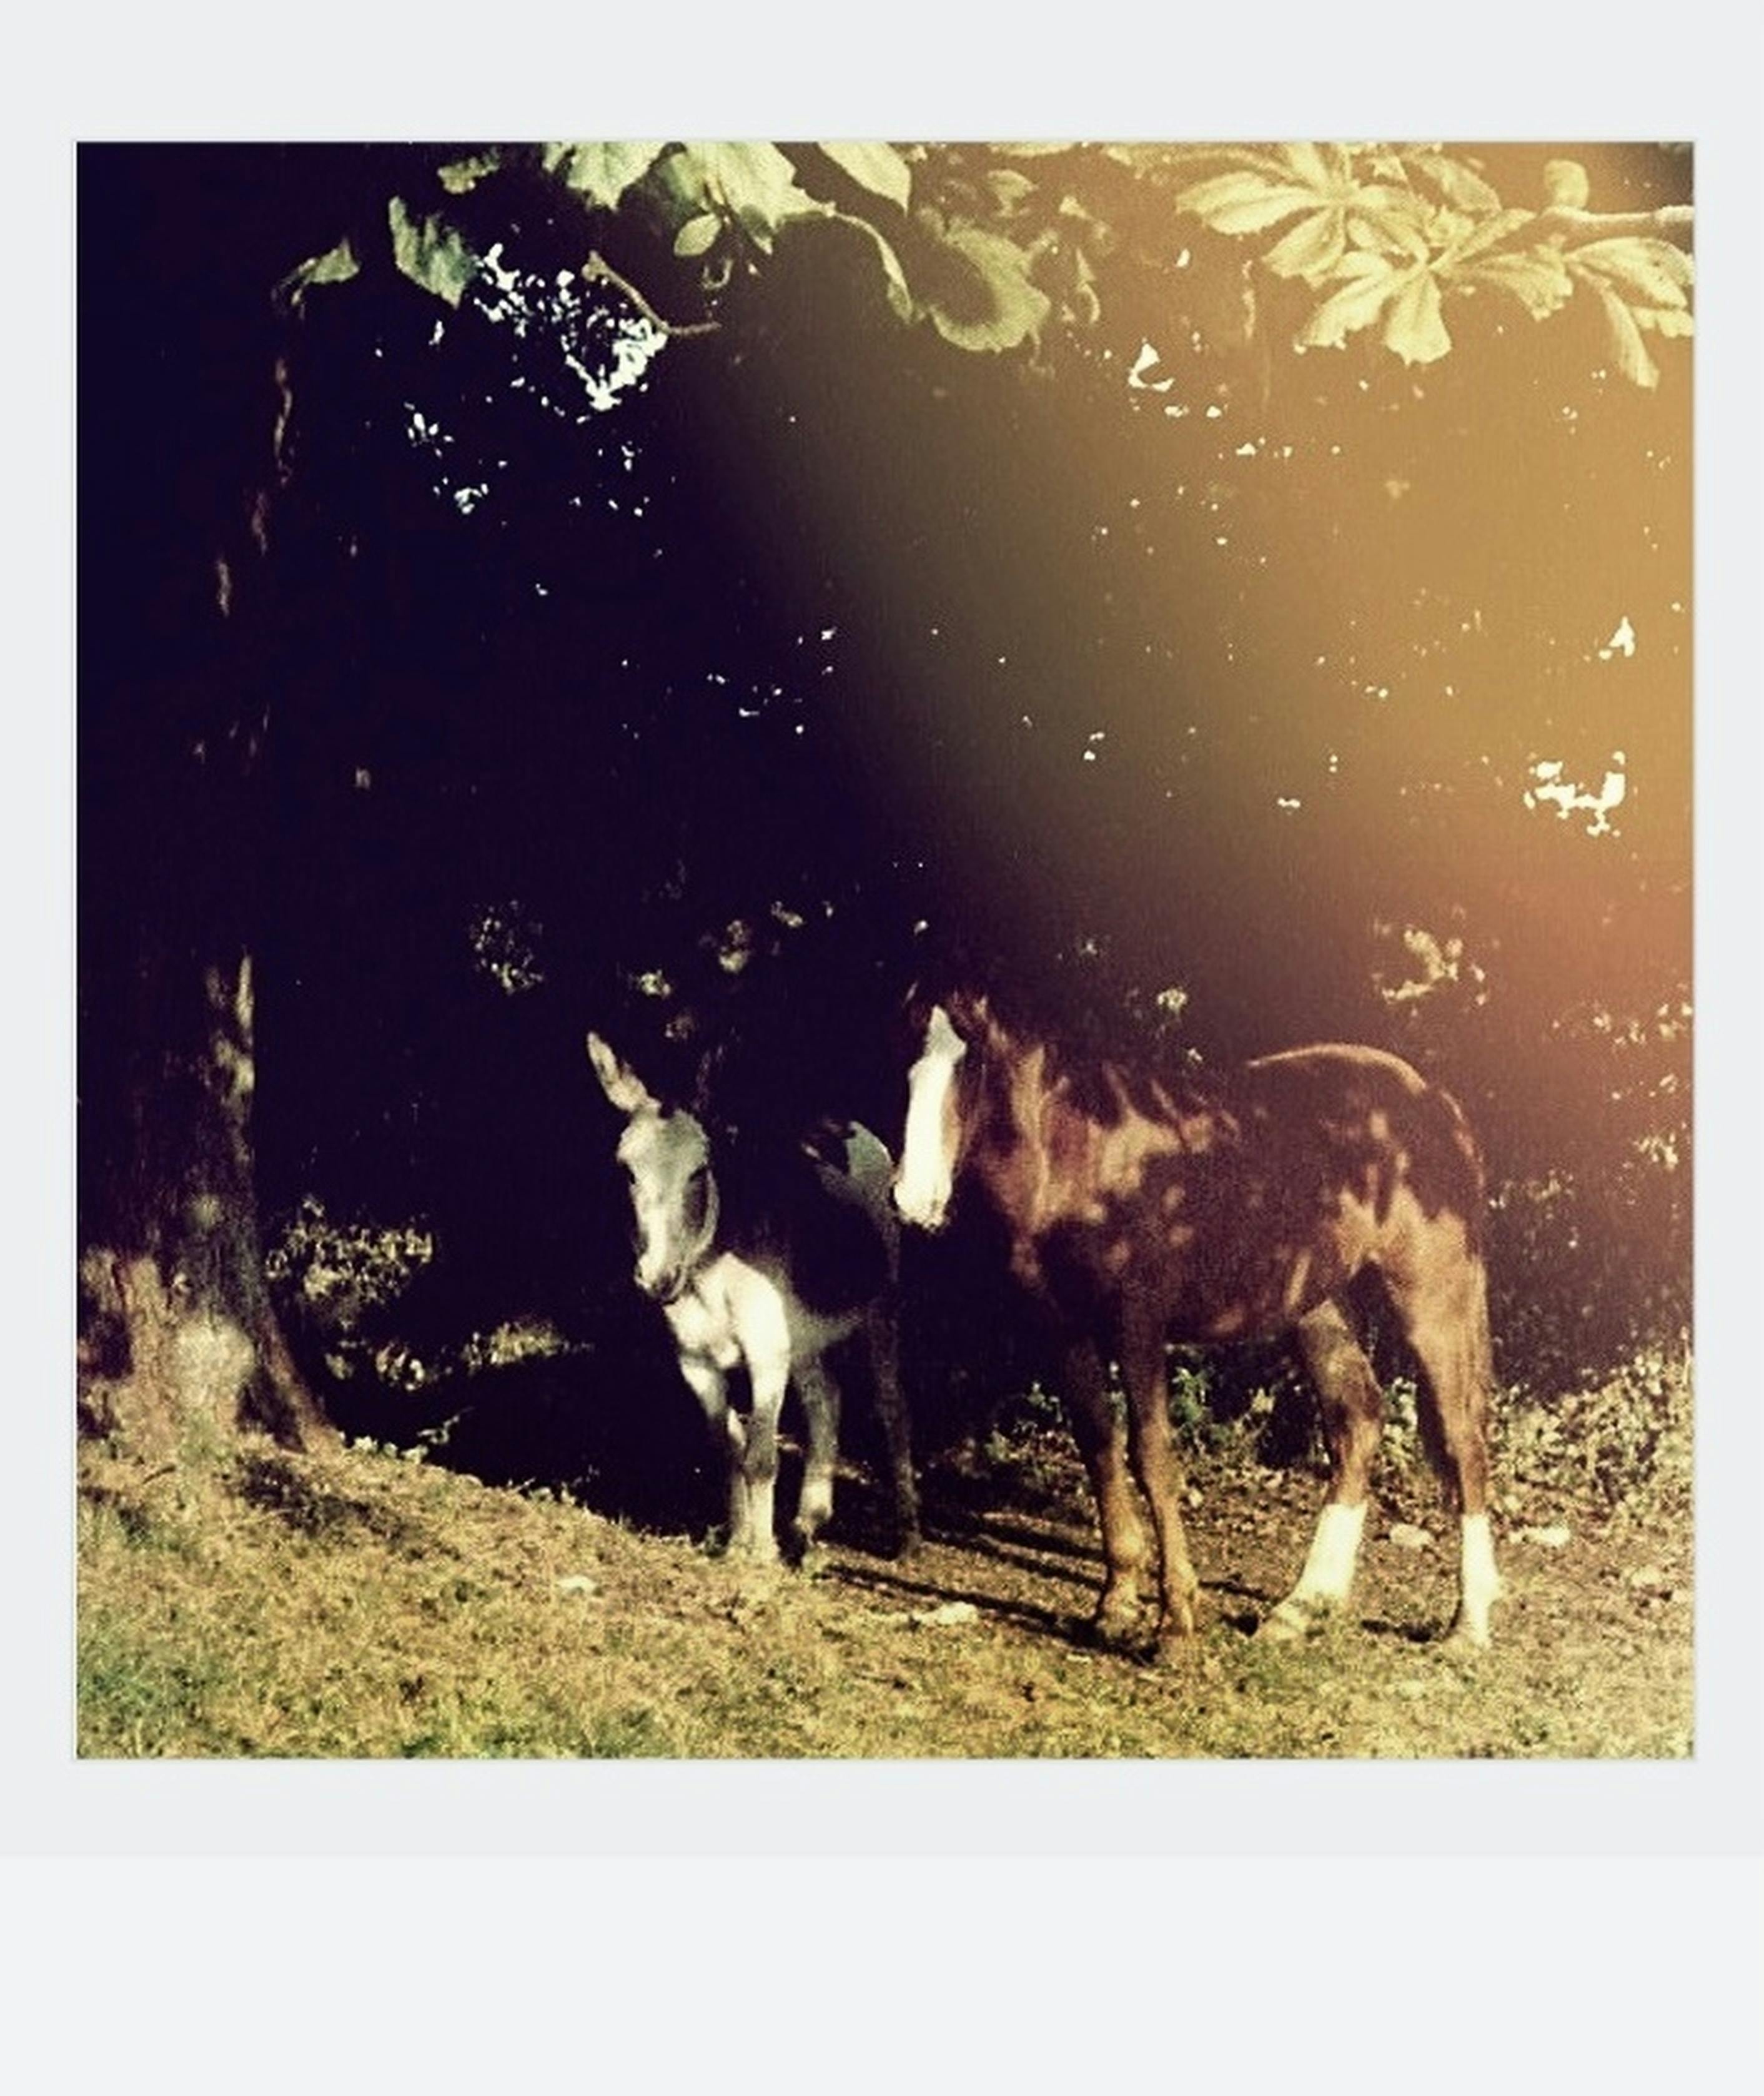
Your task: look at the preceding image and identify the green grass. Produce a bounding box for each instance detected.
[75,1351,1695,1760]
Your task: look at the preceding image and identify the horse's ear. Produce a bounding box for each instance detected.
[587,1032,657,1115]
[941,987,993,1043]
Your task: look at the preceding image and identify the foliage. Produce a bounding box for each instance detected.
[265,1195,434,1355]
[79,141,1695,1505]
[1168,144,1693,385]
[1496,1343,1693,1525]
[283,140,1692,385]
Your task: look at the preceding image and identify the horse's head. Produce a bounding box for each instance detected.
[588,1033,720,1304]
[891,993,989,1232]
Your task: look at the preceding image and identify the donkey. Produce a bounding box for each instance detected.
[892,990,1499,1653]
[588,1033,920,1565]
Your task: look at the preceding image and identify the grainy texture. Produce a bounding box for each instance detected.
[77,1398,1692,1759]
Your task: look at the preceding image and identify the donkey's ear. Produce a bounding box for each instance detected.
[689,1038,729,1120]
[587,1032,658,1115]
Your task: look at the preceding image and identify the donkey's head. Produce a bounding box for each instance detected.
[588,1034,720,1305]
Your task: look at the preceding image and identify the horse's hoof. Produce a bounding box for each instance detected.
[1257,1596,1332,1643]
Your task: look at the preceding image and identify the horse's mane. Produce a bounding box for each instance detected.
[922,974,1223,1126]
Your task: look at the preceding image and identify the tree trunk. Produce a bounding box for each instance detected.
[79,921,336,1458]
[79,147,352,1461]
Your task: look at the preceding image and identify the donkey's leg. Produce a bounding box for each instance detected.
[790,1354,840,1560]
[731,1289,800,1566]
[1118,1303,1200,1647]
[865,1298,921,1558]
[675,1355,755,1560]
[1393,1257,1500,1646]
[1261,1299,1383,1641]
[1062,1334,1152,1646]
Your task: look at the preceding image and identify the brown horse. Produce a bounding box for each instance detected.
[892,989,1499,1652]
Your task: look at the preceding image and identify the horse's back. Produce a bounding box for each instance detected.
[1239,1042,1486,1234]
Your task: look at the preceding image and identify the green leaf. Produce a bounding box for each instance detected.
[1349,190,1437,262]
[1459,247,1573,318]
[1544,159,1591,209]
[437,150,503,195]
[1584,275,1658,387]
[829,210,914,320]
[1442,205,1539,265]
[1382,269,1452,363]
[818,141,912,212]
[1634,306,1694,339]
[274,237,359,312]
[692,141,818,234]
[542,141,668,211]
[1174,171,1321,236]
[1262,206,1345,282]
[1406,150,1504,215]
[1570,237,1693,308]
[1296,253,1402,349]
[673,212,723,259]
[389,197,478,306]
[986,168,1038,213]
[1276,141,1347,191]
[917,220,1052,353]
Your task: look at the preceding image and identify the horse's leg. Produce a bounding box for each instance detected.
[674,1355,756,1560]
[1261,1299,1382,1640]
[1118,1300,1200,1647]
[1061,1333,1152,1645]
[790,1353,840,1560]
[1392,1254,1500,1646]
[865,1298,921,1557]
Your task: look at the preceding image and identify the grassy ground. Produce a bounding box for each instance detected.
[76,1357,1693,1760]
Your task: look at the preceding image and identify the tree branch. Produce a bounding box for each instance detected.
[1535,204,1695,244]
[581,252,722,337]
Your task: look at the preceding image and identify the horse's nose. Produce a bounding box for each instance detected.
[892,1175,944,1232]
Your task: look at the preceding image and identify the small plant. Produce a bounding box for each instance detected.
[1496,1343,1692,1523]
[266,1196,434,1357]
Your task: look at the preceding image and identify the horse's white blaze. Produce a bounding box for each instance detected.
[894,1004,966,1228]
[1455,1511,1501,1645]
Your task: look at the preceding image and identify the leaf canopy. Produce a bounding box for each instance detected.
[818,141,913,212]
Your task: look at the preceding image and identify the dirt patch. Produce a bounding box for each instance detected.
[77,1413,1693,1759]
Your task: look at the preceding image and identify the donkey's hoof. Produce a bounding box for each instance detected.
[1154,1594,1202,1651]
[787,1530,828,1574]
[1088,1595,1149,1651]
[1152,1619,1203,1665]
[715,1530,781,1568]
